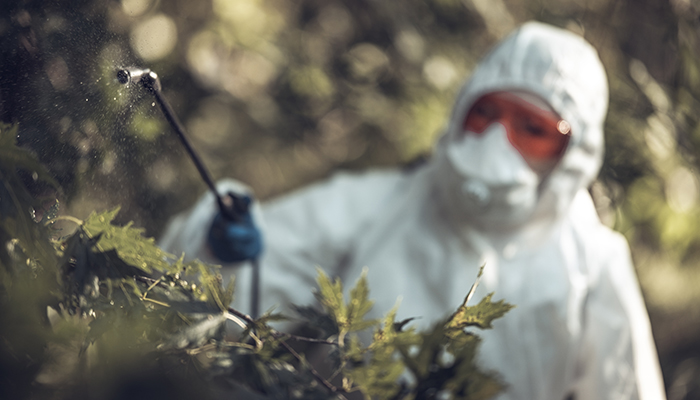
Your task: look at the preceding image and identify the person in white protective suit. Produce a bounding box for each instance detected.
[160,22,667,400]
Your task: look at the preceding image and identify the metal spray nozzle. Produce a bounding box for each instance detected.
[116,68,161,92]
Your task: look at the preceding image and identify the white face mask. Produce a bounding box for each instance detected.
[439,123,541,231]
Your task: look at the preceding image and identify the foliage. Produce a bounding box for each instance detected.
[322,267,513,400]
[0,122,512,399]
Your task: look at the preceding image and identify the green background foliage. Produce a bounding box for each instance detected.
[2,0,700,397]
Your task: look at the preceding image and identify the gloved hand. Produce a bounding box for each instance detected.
[207,193,263,263]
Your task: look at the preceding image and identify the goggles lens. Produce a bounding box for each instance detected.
[462,92,571,160]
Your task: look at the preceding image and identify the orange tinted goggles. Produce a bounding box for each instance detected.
[462,92,571,160]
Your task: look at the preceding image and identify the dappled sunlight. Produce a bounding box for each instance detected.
[395,29,426,64]
[638,252,700,313]
[121,0,152,17]
[666,167,699,214]
[130,14,177,61]
[344,43,390,84]
[423,55,459,90]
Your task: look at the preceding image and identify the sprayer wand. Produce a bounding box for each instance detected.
[116,68,236,220]
[117,67,260,318]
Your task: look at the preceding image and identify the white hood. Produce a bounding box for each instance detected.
[433,21,608,234]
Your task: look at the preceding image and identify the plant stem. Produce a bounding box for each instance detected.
[278,339,348,400]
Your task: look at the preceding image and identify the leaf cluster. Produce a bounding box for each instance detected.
[304,268,513,400]
[0,123,225,399]
[0,123,513,400]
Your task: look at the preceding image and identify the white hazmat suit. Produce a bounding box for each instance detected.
[161,22,666,400]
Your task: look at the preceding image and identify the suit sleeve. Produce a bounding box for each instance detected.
[575,232,666,400]
[160,171,404,317]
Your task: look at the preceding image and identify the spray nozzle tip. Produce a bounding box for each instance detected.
[116,67,160,92]
[116,69,130,84]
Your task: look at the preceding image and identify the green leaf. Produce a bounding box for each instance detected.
[197,262,232,311]
[345,308,420,399]
[446,293,514,333]
[347,268,376,333]
[314,268,378,343]
[81,207,178,274]
[370,308,420,352]
[399,323,446,379]
[315,267,347,327]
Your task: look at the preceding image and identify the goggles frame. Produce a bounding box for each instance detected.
[462,91,571,161]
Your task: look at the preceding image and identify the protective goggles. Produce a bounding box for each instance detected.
[462,92,571,160]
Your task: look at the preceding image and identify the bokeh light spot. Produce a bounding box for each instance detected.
[395,29,425,63]
[289,66,334,98]
[423,56,457,90]
[345,43,389,83]
[45,57,70,90]
[666,166,698,213]
[187,30,222,86]
[131,14,177,61]
[122,0,152,17]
